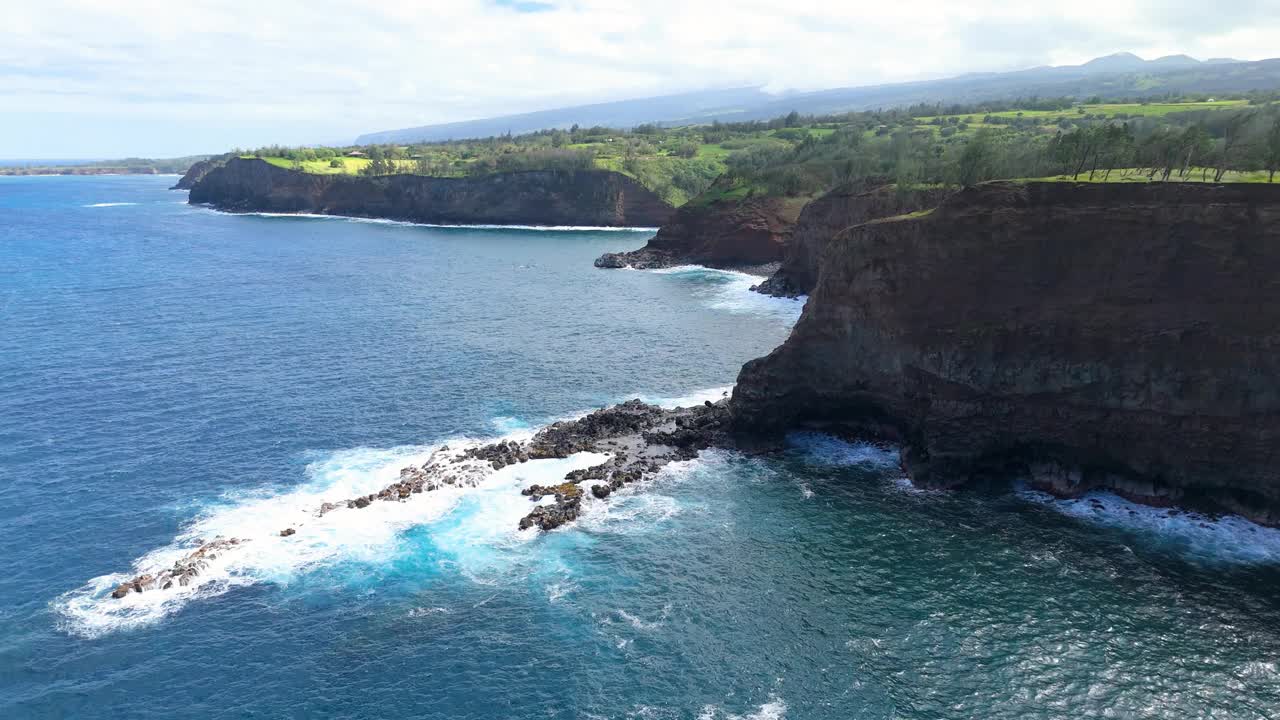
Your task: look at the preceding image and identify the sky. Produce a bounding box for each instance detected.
[3,0,1279,158]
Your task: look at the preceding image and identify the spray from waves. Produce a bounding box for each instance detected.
[698,697,787,720]
[785,432,900,469]
[631,385,734,409]
[646,265,805,323]
[191,206,658,232]
[614,604,671,631]
[84,202,139,207]
[52,431,610,637]
[1018,485,1280,565]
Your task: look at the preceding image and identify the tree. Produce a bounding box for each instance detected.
[1213,111,1256,182]
[956,129,998,186]
[1266,117,1280,183]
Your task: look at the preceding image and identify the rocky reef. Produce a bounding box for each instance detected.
[188,157,674,227]
[109,399,729,599]
[750,182,954,298]
[595,179,806,273]
[732,181,1280,524]
[111,538,243,598]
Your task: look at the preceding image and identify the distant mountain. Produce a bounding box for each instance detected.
[356,87,775,144]
[357,54,1279,144]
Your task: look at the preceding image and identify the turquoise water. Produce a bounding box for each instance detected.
[3,176,1280,718]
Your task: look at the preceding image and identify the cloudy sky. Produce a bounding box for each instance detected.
[4,0,1278,158]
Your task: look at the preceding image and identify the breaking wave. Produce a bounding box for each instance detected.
[698,697,787,720]
[647,265,805,323]
[53,432,610,637]
[192,206,657,232]
[53,384,736,638]
[785,432,900,469]
[1018,485,1280,565]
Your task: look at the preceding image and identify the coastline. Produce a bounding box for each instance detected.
[188,203,661,232]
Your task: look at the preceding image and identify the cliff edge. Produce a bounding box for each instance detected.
[732,181,1280,524]
[595,179,806,272]
[189,157,674,227]
[751,182,954,297]
[171,157,223,190]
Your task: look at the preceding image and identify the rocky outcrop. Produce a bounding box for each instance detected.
[595,179,806,272]
[732,181,1280,524]
[111,538,244,598]
[109,398,729,599]
[752,182,955,297]
[171,157,224,190]
[189,157,674,227]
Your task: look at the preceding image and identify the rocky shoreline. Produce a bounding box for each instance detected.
[107,177,1280,605]
[593,179,803,273]
[187,157,675,228]
[109,398,731,600]
[733,181,1280,527]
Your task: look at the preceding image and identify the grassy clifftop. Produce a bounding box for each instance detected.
[231,93,1279,214]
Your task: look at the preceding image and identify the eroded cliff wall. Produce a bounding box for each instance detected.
[753,183,954,297]
[171,158,223,190]
[733,181,1280,523]
[188,157,675,227]
[595,179,806,271]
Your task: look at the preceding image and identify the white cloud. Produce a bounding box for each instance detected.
[3,0,1279,157]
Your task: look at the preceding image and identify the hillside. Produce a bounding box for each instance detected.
[357,54,1280,144]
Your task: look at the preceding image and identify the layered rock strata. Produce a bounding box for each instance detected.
[189,157,674,227]
[732,181,1280,524]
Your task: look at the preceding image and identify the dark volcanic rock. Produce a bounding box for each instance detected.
[752,182,953,297]
[170,157,223,190]
[594,178,806,272]
[112,538,244,599]
[514,398,732,531]
[732,181,1280,524]
[106,399,733,601]
[189,157,674,227]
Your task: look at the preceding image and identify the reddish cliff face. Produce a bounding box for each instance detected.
[733,181,1280,524]
[189,157,675,227]
[752,183,954,297]
[595,181,806,271]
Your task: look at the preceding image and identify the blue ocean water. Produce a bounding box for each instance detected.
[3,175,1280,719]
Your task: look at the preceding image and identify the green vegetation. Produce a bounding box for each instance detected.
[241,125,732,206]
[0,155,212,176]
[234,92,1280,208]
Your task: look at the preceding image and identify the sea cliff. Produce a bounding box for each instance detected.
[595,179,805,272]
[188,157,675,227]
[732,181,1280,524]
[171,157,223,190]
[751,182,954,297]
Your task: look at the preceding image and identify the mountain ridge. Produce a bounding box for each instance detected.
[357,53,1277,144]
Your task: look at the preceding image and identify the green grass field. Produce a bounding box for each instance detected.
[242,99,1274,209]
[919,100,1248,125]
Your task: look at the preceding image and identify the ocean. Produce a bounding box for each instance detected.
[2,175,1279,718]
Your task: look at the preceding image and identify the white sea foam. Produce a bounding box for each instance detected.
[647,265,805,323]
[54,433,610,637]
[1018,485,1280,565]
[615,604,671,631]
[786,432,900,469]
[84,202,138,207]
[55,384,747,636]
[407,606,451,617]
[193,206,657,232]
[698,697,787,720]
[632,385,734,409]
